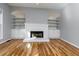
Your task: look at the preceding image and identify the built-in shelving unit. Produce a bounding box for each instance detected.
[48,19,60,30]
[12,18,25,29]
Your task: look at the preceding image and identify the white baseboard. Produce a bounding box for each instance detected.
[0,38,11,44]
[61,38,79,48]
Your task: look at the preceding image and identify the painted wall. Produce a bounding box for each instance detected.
[0,3,11,42]
[11,7,60,39]
[25,8,48,24]
[11,7,49,24]
[60,4,79,47]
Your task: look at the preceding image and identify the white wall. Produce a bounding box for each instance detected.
[60,4,79,47]
[0,3,11,42]
[25,8,48,24]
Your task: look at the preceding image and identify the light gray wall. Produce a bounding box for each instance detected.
[0,3,11,42]
[60,4,79,47]
[11,7,49,24]
[24,8,48,24]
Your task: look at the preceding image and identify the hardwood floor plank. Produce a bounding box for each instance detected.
[0,39,79,56]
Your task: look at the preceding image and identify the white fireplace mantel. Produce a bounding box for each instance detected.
[23,23,49,42]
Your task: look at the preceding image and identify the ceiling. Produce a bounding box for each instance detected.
[8,3,68,10]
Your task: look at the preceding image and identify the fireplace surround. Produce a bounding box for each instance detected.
[24,23,49,42]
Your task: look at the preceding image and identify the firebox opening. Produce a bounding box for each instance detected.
[30,31,43,38]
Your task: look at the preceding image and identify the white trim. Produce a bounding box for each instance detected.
[0,8,3,40]
[61,38,79,48]
[0,38,11,44]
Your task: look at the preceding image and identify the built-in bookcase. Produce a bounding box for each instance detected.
[12,17,25,29]
[48,18,60,30]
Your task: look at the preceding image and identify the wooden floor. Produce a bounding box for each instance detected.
[0,39,79,56]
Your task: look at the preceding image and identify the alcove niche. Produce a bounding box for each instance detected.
[11,10,26,39]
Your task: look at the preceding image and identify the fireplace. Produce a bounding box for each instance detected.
[30,31,43,38]
[24,24,49,42]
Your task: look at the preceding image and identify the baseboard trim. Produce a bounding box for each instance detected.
[0,38,11,44]
[61,38,79,48]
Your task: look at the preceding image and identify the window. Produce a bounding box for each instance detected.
[0,8,3,39]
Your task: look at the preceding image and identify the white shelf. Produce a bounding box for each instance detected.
[48,19,60,29]
[12,17,25,29]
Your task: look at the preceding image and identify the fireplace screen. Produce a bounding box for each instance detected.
[30,31,43,38]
